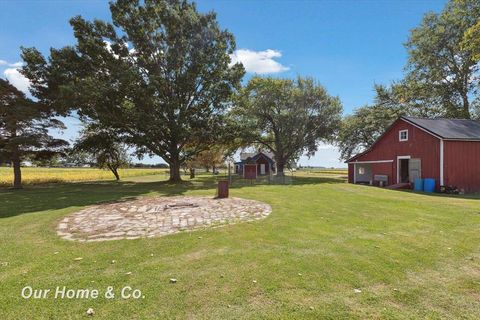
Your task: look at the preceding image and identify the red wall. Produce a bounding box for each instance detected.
[351,119,441,187]
[348,162,394,185]
[371,162,394,185]
[444,141,480,192]
[244,164,257,179]
[348,163,354,183]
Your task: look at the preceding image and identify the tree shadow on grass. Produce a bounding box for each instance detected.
[356,183,480,201]
[192,174,346,188]
[396,188,480,201]
[0,180,198,218]
[0,174,345,218]
[291,176,346,185]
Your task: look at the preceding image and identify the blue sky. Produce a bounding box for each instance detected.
[0,0,446,167]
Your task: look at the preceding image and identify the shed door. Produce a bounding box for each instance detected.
[244,164,257,179]
[409,159,421,183]
[260,164,265,175]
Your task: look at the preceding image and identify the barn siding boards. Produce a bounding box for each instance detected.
[348,119,440,188]
[443,140,480,192]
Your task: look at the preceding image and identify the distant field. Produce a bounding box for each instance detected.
[0,167,349,187]
[0,167,168,186]
[296,168,348,175]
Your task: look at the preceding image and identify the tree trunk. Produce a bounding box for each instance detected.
[189,168,195,179]
[169,159,182,183]
[12,152,22,189]
[112,168,120,181]
[107,164,120,181]
[276,160,285,177]
[462,92,470,119]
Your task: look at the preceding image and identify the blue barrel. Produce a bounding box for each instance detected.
[414,178,424,191]
[423,178,436,193]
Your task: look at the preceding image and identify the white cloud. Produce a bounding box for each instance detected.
[316,143,337,150]
[1,59,30,93]
[230,49,289,74]
[4,67,30,94]
[9,61,23,67]
[103,41,120,59]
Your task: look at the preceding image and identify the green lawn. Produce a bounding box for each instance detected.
[1,173,479,319]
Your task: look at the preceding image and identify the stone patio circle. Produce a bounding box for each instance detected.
[57,196,272,242]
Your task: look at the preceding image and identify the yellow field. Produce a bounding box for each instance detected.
[0,167,168,186]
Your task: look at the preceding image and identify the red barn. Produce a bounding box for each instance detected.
[346,116,480,193]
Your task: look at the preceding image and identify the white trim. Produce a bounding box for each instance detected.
[440,139,444,186]
[396,155,411,184]
[260,163,266,175]
[443,138,480,142]
[346,118,442,163]
[399,129,408,141]
[402,118,480,142]
[348,160,393,164]
[400,118,442,140]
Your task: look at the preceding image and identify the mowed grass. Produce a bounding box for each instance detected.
[0,172,479,319]
[0,167,168,186]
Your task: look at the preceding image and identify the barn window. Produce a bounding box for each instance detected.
[358,167,365,175]
[399,130,408,141]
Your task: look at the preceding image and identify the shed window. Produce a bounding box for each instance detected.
[399,130,408,141]
[358,167,365,175]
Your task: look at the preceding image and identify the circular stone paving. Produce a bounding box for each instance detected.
[57,196,271,242]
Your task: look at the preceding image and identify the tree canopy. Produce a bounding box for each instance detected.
[74,125,130,180]
[190,146,225,172]
[402,0,480,118]
[21,0,245,182]
[337,101,405,160]
[234,76,342,175]
[462,20,480,65]
[0,79,68,188]
[340,0,480,161]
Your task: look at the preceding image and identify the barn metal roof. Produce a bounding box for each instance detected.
[346,116,480,163]
[402,116,480,140]
[240,152,275,161]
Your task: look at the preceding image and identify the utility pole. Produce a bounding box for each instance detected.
[227,159,232,184]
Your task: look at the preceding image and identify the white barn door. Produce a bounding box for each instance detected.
[409,159,421,182]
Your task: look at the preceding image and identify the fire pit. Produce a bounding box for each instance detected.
[163,202,199,210]
[57,196,271,242]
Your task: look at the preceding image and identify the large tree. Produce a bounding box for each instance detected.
[340,0,480,160]
[192,146,225,173]
[462,20,480,66]
[74,125,130,181]
[0,79,68,188]
[234,76,342,176]
[21,0,244,182]
[403,0,480,118]
[337,104,405,161]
